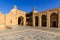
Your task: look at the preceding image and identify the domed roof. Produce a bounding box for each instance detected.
[10,5,25,13]
[11,5,17,12]
[32,7,38,13]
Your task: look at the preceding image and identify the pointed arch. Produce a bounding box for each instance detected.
[41,15,47,27]
[18,16,24,25]
[50,13,58,28]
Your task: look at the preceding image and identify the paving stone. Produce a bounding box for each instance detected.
[0,26,60,40]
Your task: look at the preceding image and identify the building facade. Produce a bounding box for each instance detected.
[0,6,26,27]
[26,8,60,28]
[0,6,60,30]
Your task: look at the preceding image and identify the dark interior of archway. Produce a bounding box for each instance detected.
[18,16,23,25]
[50,13,58,28]
[42,15,47,27]
[35,16,38,26]
[26,17,32,26]
[18,17,21,25]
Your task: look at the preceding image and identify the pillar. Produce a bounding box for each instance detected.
[38,13,42,28]
[32,15,35,27]
[47,11,50,28]
[58,9,60,28]
[23,16,26,26]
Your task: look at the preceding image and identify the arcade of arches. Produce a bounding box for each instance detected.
[26,8,60,28]
[32,12,59,28]
[31,13,58,28]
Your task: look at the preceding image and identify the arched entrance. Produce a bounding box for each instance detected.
[18,16,24,25]
[35,16,38,26]
[50,13,58,28]
[41,15,47,27]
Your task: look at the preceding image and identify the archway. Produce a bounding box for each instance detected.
[41,15,47,27]
[50,13,58,28]
[18,16,24,25]
[35,16,38,26]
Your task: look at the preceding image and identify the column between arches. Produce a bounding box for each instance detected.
[47,11,50,28]
[38,13,42,28]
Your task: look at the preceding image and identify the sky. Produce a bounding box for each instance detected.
[0,0,60,14]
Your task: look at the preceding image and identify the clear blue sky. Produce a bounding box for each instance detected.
[0,0,60,14]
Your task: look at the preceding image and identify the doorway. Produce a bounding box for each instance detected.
[50,13,58,28]
[35,16,38,26]
[18,16,24,25]
[53,21,56,27]
[41,15,47,27]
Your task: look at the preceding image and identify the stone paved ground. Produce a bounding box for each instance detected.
[0,26,60,40]
[36,27,60,33]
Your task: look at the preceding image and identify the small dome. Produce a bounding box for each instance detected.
[32,7,38,13]
[13,5,17,9]
[11,5,17,12]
